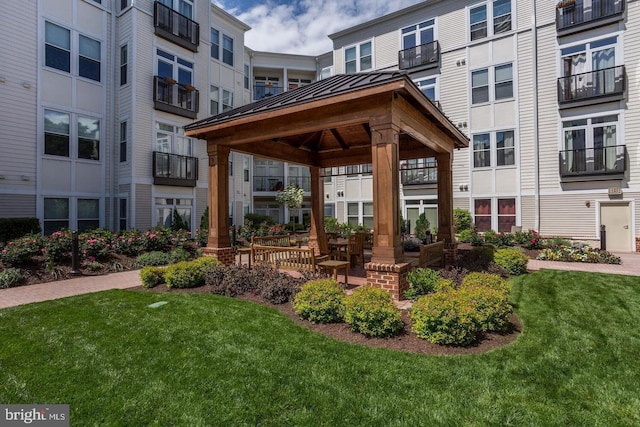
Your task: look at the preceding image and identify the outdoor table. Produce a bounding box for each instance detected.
[317,260,350,286]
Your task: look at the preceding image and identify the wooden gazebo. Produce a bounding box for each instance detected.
[185,72,468,299]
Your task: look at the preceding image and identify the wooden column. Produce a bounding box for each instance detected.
[436,151,454,244]
[369,118,403,264]
[203,144,235,265]
[308,166,326,255]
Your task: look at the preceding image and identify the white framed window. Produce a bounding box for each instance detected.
[344,40,372,73]
[157,49,193,84]
[210,28,219,60]
[347,202,373,228]
[560,36,619,96]
[77,116,100,160]
[471,63,513,104]
[155,122,193,156]
[469,0,512,42]
[222,89,234,112]
[44,110,70,157]
[254,76,280,100]
[416,77,438,101]
[347,202,359,225]
[43,197,101,234]
[45,22,70,73]
[44,198,69,235]
[44,110,101,161]
[562,114,620,174]
[160,0,193,19]
[288,78,312,90]
[473,130,515,168]
[78,199,100,232]
[320,66,333,80]
[119,121,127,162]
[474,198,516,233]
[155,198,192,230]
[79,35,101,82]
[119,198,127,231]
[120,44,128,86]
[44,22,102,82]
[244,64,250,89]
[210,85,219,114]
[222,35,233,66]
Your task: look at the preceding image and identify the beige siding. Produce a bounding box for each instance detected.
[195,187,209,229]
[520,195,536,230]
[0,195,37,217]
[625,1,640,187]
[516,0,532,30]
[453,197,470,211]
[539,193,601,238]
[374,32,398,70]
[135,184,152,230]
[536,0,557,26]
[516,31,536,192]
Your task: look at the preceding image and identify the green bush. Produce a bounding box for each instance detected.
[494,248,529,276]
[140,266,166,288]
[457,228,476,243]
[434,278,456,293]
[344,287,404,337]
[458,285,512,332]
[135,251,171,267]
[536,245,622,264]
[78,231,113,260]
[42,230,72,262]
[410,291,479,346]
[414,213,430,241]
[453,209,472,232]
[0,268,26,289]
[0,235,41,266]
[405,268,442,300]
[461,272,511,295]
[245,213,276,227]
[168,248,193,263]
[165,257,221,289]
[0,218,41,243]
[292,279,346,324]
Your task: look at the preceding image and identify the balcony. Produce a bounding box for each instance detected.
[556,0,624,36]
[153,151,198,187]
[153,76,199,119]
[254,176,284,192]
[398,41,440,70]
[154,1,199,52]
[254,85,284,101]
[557,65,625,107]
[287,176,311,192]
[559,145,626,180]
[401,166,437,186]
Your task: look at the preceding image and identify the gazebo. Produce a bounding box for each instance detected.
[185,72,468,299]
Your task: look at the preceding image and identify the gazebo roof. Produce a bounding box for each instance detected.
[185,71,468,168]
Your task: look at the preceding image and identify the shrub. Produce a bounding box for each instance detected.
[457,246,495,272]
[140,266,166,288]
[164,257,221,289]
[245,213,276,227]
[140,228,171,252]
[410,291,479,346]
[494,248,529,276]
[438,266,469,287]
[457,228,475,243]
[0,218,41,244]
[405,268,442,300]
[258,271,303,304]
[461,272,511,295]
[403,237,422,252]
[42,230,72,262]
[135,251,170,267]
[414,213,430,241]
[434,278,456,293]
[78,232,112,260]
[482,230,499,246]
[453,209,472,232]
[114,230,145,256]
[206,264,259,297]
[458,285,512,332]
[514,229,543,249]
[344,287,404,337]
[0,235,41,266]
[292,279,346,323]
[536,245,621,264]
[542,236,572,249]
[168,248,193,263]
[0,268,26,288]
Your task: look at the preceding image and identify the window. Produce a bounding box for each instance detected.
[472,64,512,104]
[469,0,511,41]
[497,198,516,233]
[119,121,127,162]
[120,44,128,86]
[288,78,312,90]
[473,134,491,168]
[347,202,373,228]
[156,122,193,156]
[402,19,435,50]
[561,37,618,94]
[320,66,333,80]
[45,22,70,72]
[473,130,515,168]
[78,117,100,160]
[361,163,372,175]
[119,199,127,231]
[156,198,192,229]
[346,165,359,176]
[474,199,491,232]
[244,64,250,89]
[157,49,192,84]
[210,85,219,114]
[472,69,489,104]
[347,203,359,226]
[210,28,219,60]
[44,110,70,157]
[344,41,372,73]
[79,35,101,82]
[243,158,250,182]
[120,0,129,11]
[222,35,233,66]
[323,167,333,183]
[363,202,373,229]
[222,89,233,112]
[416,78,437,101]
[44,198,69,235]
[78,199,99,232]
[563,115,619,174]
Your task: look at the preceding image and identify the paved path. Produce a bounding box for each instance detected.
[2,252,640,310]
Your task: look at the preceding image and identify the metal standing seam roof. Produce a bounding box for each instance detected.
[186,71,414,130]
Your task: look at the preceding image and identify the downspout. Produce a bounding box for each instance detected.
[110,5,116,230]
[532,0,541,232]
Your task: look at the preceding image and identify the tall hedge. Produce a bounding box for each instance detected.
[0,218,41,243]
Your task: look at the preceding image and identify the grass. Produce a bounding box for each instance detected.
[1,270,640,425]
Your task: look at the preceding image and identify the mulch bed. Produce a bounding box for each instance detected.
[132,284,522,356]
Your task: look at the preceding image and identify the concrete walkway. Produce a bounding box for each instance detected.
[2,252,640,310]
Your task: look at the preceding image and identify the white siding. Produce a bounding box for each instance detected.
[0,195,37,217]
[374,32,398,70]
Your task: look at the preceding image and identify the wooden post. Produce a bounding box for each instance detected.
[308,166,326,255]
[436,152,454,244]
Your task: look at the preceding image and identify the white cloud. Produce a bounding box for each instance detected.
[215,0,423,55]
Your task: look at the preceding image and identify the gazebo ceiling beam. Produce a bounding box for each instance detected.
[392,94,454,154]
[232,140,318,166]
[329,128,349,150]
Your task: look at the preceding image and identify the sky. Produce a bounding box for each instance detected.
[214,0,424,55]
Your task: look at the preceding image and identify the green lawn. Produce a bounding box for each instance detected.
[1,270,640,426]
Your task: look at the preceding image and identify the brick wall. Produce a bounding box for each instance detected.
[365,261,411,300]
[202,246,236,266]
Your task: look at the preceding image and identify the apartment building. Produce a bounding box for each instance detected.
[325,0,638,251]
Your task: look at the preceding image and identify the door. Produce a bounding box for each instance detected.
[600,202,632,252]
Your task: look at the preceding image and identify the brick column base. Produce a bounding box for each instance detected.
[365,261,411,301]
[444,242,458,266]
[636,237,640,252]
[202,246,236,266]
[307,237,320,255]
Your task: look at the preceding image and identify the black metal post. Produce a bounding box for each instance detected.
[600,224,606,250]
[70,231,81,275]
[231,225,237,247]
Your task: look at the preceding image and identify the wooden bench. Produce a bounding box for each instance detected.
[251,234,293,247]
[251,244,318,272]
[419,241,445,268]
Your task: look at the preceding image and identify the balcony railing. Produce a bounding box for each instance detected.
[254,85,284,101]
[559,145,626,178]
[153,151,198,187]
[556,0,624,33]
[154,1,199,51]
[153,76,199,119]
[398,41,440,70]
[400,166,437,185]
[253,176,285,192]
[287,176,311,192]
[557,65,625,105]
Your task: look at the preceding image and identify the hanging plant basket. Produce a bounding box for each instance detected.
[183,83,196,92]
[556,0,575,9]
[163,77,177,85]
